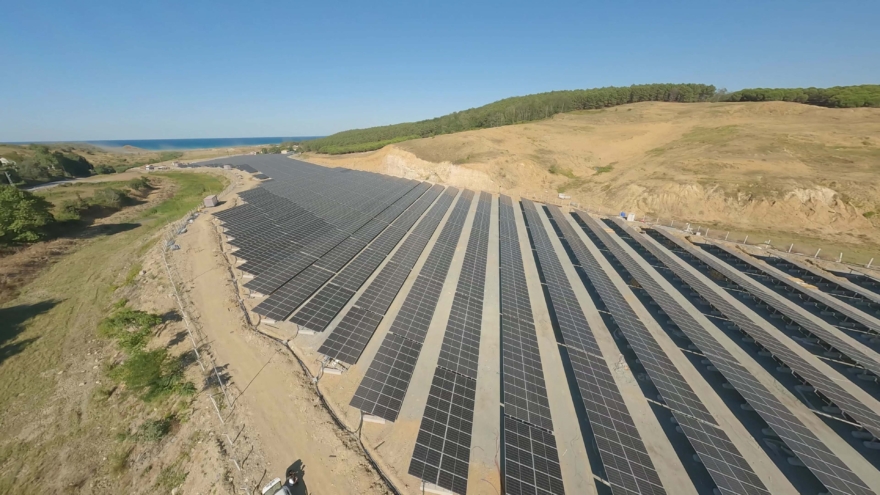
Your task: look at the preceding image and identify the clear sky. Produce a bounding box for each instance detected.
[2,0,878,141]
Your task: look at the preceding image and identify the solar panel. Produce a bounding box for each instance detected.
[764,256,880,308]
[521,201,666,495]
[318,188,458,363]
[650,229,880,383]
[349,332,422,421]
[497,196,566,495]
[575,213,873,495]
[544,206,769,495]
[504,416,565,495]
[408,368,476,495]
[349,191,475,419]
[708,244,880,336]
[627,224,880,441]
[408,192,491,494]
[288,282,356,333]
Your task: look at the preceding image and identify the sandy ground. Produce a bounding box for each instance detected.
[302,101,880,263]
[170,176,393,495]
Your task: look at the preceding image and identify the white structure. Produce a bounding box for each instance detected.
[558,193,571,200]
[281,150,290,155]
[0,157,14,165]
[203,195,219,208]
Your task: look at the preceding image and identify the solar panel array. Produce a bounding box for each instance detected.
[317,187,457,364]
[291,184,444,333]
[634,226,880,441]
[709,244,880,338]
[651,230,880,382]
[553,209,769,495]
[577,214,873,495]
[214,160,426,323]
[350,190,475,421]
[765,256,880,308]
[520,200,666,495]
[408,192,491,495]
[254,183,433,321]
[498,195,565,495]
[206,157,880,495]
[249,178,421,319]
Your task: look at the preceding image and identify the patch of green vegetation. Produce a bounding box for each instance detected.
[127,177,152,191]
[123,263,143,286]
[138,415,176,441]
[148,172,225,223]
[864,211,876,219]
[89,188,130,209]
[110,348,195,402]
[108,445,134,474]
[98,305,162,352]
[557,177,587,193]
[594,164,615,174]
[548,165,577,179]
[156,458,188,491]
[681,125,740,145]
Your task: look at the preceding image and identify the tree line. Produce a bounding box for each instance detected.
[723,85,880,108]
[296,83,717,154]
[295,83,880,155]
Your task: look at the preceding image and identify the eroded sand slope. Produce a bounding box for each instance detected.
[304,101,880,250]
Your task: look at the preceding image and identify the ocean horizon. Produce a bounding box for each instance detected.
[7,136,322,151]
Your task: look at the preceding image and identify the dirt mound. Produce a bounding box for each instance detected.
[304,101,880,255]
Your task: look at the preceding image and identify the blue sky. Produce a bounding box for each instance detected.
[2,0,878,141]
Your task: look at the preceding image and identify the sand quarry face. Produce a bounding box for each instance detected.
[304,101,880,249]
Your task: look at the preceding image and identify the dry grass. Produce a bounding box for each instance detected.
[0,171,226,494]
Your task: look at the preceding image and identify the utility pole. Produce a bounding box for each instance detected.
[4,171,14,186]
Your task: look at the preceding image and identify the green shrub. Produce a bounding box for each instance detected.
[55,194,90,222]
[127,177,152,191]
[90,188,129,209]
[110,349,194,402]
[0,185,54,243]
[138,415,174,441]
[98,307,162,352]
[95,165,117,175]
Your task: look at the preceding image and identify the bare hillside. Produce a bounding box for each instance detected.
[304,101,880,256]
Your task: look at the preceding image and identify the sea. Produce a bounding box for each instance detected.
[86,136,321,150]
[7,136,322,151]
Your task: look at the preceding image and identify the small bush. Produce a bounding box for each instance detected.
[95,165,117,175]
[90,188,129,209]
[99,307,162,352]
[156,461,187,490]
[594,165,614,174]
[108,445,134,474]
[138,415,174,441]
[111,350,195,402]
[864,211,876,219]
[127,177,152,191]
[55,194,90,222]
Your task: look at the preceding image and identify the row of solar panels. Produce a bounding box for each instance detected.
[203,156,880,495]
